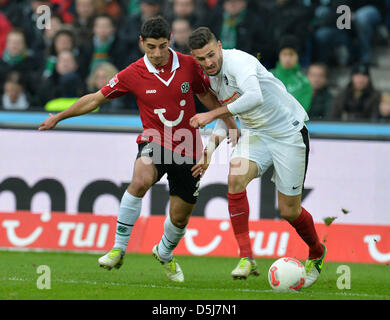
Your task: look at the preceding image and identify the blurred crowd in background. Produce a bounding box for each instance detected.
[0,0,390,122]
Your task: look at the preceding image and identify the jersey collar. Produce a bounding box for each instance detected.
[143,48,180,74]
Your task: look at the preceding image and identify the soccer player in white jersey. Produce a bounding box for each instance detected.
[188,27,326,287]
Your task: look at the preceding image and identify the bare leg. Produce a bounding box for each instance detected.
[157,195,195,262]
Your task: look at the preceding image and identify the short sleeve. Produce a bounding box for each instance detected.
[100,66,133,100]
[189,57,210,94]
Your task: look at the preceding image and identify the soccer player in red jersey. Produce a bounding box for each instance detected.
[39,16,236,282]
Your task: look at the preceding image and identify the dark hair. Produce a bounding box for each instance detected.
[188,27,217,50]
[279,35,300,55]
[140,16,171,40]
[53,29,75,45]
[4,71,25,88]
[94,14,116,28]
[351,63,370,77]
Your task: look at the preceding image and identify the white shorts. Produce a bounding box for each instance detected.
[230,126,309,196]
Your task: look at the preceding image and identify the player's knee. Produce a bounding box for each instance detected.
[227,174,248,193]
[128,176,153,197]
[170,215,189,229]
[279,203,301,222]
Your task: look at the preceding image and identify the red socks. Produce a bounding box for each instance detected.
[289,207,324,259]
[227,191,323,260]
[227,190,253,259]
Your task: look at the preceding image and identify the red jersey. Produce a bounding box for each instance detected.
[100,49,210,160]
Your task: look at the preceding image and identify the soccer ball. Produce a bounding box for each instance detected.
[268,257,306,292]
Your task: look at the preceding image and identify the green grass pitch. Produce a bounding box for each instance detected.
[1,250,389,300]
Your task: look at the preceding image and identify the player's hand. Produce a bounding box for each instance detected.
[227,128,240,147]
[191,149,211,178]
[189,112,215,129]
[38,113,59,131]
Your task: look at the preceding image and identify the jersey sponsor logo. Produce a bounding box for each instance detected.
[108,74,119,88]
[154,108,184,127]
[146,89,157,94]
[364,235,390,262]
[180,82,190,94]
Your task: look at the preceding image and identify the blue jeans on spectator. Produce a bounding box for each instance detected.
[354,5,382,64]
[313,27,350,65]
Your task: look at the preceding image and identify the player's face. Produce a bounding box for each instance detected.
[191,40,223,76]
[141,37,171,68]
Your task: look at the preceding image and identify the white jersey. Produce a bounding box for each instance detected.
[209,49,309,137]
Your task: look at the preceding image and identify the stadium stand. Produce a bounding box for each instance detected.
[0,0,389,122]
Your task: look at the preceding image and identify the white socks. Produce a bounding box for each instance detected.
[158,215,186,262]
[113,191,186,261]
[114,191,142,252]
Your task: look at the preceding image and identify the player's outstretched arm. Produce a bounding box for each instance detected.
[38,91,109,131]
[191,134,222,178]
[221,116,239,147]
[189,106,231,129]
[196,90,239,143]
[191,118,238,178]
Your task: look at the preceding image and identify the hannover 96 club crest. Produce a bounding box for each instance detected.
[181,82,189,93]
